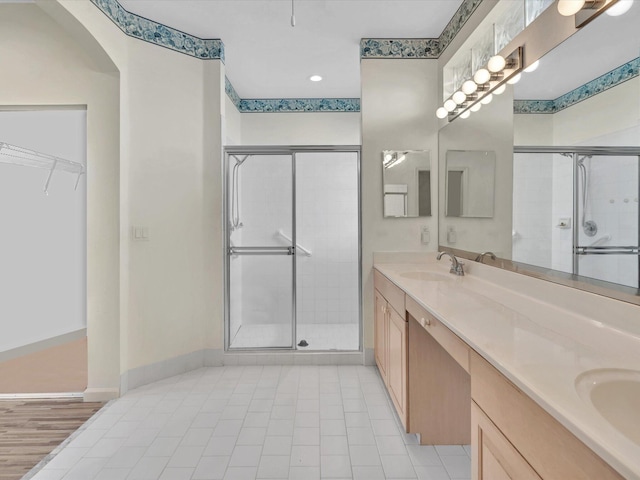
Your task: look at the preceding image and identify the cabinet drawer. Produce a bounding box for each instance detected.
[406,295,469,373]
[374,270,405,317]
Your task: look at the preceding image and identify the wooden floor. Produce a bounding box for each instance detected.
[0,338,87,394]
[0,399,103,480]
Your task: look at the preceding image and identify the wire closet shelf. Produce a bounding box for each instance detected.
[0,141,85,193]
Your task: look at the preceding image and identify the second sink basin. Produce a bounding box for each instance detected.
[576,368,640,446]
[399,271,452,282]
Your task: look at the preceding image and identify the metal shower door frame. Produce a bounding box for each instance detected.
[223,145,362,352]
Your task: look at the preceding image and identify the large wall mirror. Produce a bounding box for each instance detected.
[382,150,432,218]
[439,2,640,304]
[445,150,496,218]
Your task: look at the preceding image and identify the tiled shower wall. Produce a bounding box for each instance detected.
[229,152,359,338]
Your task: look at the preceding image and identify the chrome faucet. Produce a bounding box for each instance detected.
[475,251,497,263]
[437,251,465,276]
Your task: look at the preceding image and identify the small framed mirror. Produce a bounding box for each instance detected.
[445,150,496,218]
[382,150,432,218]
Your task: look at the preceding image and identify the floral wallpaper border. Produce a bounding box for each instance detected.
[360,0,483,59]
[514,57,639,114]
[90,0,224,61]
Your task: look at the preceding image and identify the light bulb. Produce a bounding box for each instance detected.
[557,0,586,16]
[461,80,478,95]
[507,73,522,85]
[606,0,633,16]
[480,94,493,105]
[474,68,491,84]
[309,75,323,82]
[524,60,540,73]
[460,110,471,119]
[493,84,506,95]
[470,103,482,112]
[384,153,393,163]
[487,55,506,73]
[444,99,457,112]
[452,91,467,104]
[436,107,448,119]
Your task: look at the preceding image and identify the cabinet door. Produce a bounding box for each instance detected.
[388,306,408,429]
[472,402,541,480]
[374,290,388,385]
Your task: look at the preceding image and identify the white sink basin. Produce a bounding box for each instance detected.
[399,271,452,282]
[576,369,640,446]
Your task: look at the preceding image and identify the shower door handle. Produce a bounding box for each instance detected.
[229,246,295,256]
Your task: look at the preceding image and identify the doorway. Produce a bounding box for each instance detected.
[224,146,361,351]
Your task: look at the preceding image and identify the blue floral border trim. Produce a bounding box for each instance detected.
[360,0,483,59]
[514,57,639,114]
[437,0,484,55]
[225,77,242,110]
[360,39,439,59]
[90,0,224,61]
[237,98,360,113]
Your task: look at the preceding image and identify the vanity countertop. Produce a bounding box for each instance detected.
[374,257,640,480]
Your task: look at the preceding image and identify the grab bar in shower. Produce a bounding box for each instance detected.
[276,229,312,257]
[575,245,639,255]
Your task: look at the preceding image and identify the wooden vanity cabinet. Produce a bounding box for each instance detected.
[470,352,624,480]
[374,271,408,429]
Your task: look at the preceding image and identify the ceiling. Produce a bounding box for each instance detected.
[117,0,464,99]
[514,1,640,100]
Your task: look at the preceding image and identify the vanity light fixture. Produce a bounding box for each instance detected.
[436,107,449,119]
[524,60,540,73]
[452,91,467,104]
[384,152,407,169]
[473,68,491,84]
[507,73,522,84]
[435,47,522,122]
[444,99,457,112]
[487,55,507,73]
[606,0,633,15]
[480,93,493,105]
[493,84,506,95]
[309,75,322,82]
[557,0,624,27]
[461,80,478,95]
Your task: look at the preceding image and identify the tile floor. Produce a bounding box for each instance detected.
[28,365,470,480]
[230,324,360,351]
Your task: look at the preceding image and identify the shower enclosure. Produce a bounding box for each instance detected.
[224,146,361,351]
[513,146,640,289]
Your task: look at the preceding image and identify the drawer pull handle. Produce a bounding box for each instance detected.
[421,317,431,327]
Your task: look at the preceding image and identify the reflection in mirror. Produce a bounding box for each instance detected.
[445,150,496,218]
[439,1,640,303]
[382,150,431,218]
[512,3,640,292]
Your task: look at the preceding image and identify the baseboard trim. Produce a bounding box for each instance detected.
[0,328,87,363]
[83,387,119,402]
[223,351,364,366]
[0,392,84,400]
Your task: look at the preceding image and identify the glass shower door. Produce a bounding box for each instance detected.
[227,153,294,349]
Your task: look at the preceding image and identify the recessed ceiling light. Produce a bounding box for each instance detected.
[309,75,322,82]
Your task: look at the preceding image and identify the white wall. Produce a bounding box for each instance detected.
[240,112,360,146]
[0,110,86,352]
[361,59,440,353]
[225,96,242,145]
[0,3,121,399]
